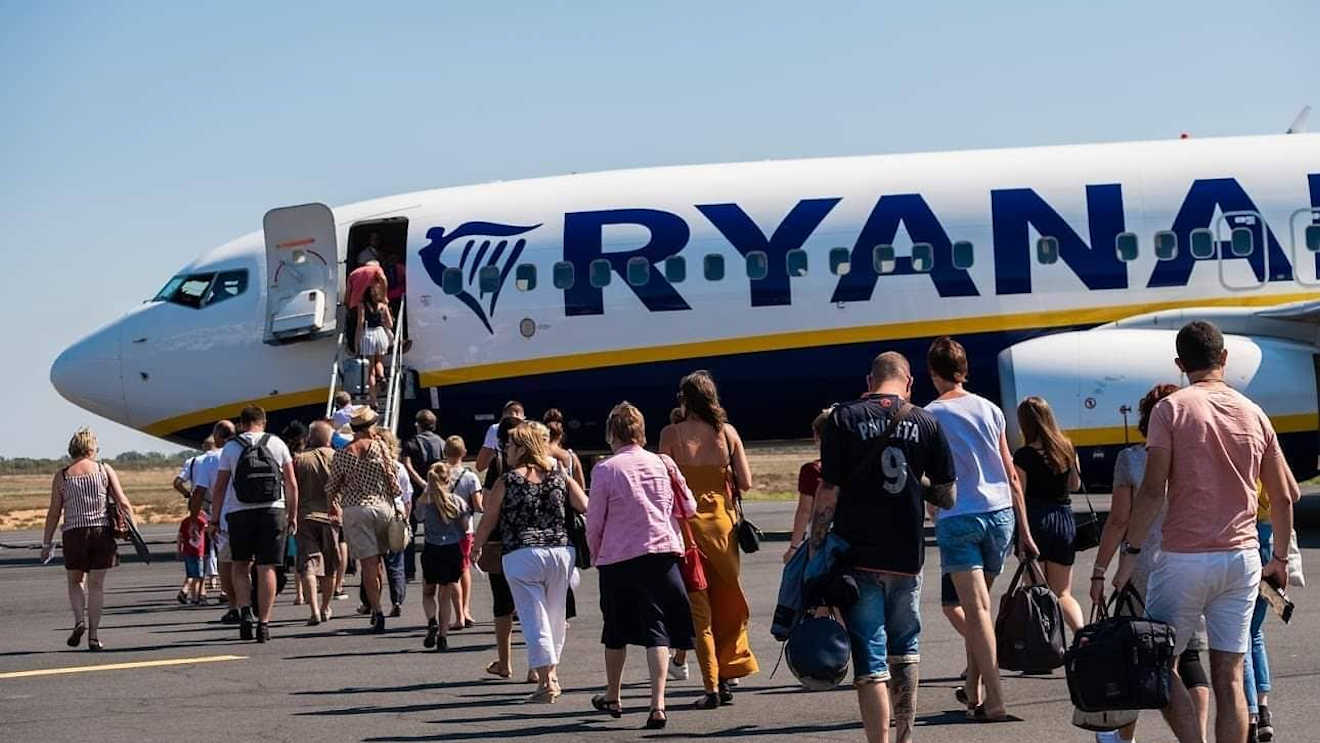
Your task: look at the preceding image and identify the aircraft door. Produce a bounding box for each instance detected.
[1215,210,1268,291]
[263,203,339,343]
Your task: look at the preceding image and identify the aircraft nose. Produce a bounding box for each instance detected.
[51,323,127,425]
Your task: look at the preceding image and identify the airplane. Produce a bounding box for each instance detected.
[51,130,1320,488]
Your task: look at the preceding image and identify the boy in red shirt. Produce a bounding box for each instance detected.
[784,408,832,563]
[177,512,209,605]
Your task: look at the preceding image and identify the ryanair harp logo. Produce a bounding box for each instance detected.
[419,222,541,334]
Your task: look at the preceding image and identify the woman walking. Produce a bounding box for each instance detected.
[658,370,758,708]
[355,283,394,407]
[472,422,588,703]
[587,402,697,729]
[41,427,135,651]
[327,407,402,633]
[1012,396,1085,631]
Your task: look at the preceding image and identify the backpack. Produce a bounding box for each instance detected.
[233,434,282,504]
[1066,585,1177,712]
[996,558,1068,672]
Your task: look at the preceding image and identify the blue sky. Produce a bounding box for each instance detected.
[2,1,1316,457]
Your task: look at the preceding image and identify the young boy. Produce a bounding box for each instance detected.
[784,408,832,563]
[443,435,483,629]
[177,511,208,605]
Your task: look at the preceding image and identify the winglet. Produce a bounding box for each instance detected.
[1286,105,1311,134]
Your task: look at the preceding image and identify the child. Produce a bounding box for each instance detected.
[176,511,208,605]
[416,461,471,651]
[785,408,832,563]
[443,435,483,630]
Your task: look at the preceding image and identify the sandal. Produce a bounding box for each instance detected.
[692,692,719,710]
[485,661,511,679]
[969,705,1012,723]
[645,709,667,730]
[67,622,86,648]
[526,686,561,704]
[591,694,623,719]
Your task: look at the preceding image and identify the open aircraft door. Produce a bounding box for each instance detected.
[263,203,339,344]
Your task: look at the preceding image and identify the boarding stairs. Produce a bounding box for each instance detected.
[324,298,407,435]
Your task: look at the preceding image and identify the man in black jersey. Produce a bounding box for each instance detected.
[810,351,957,743]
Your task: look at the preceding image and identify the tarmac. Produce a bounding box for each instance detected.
[2,499,1319,742]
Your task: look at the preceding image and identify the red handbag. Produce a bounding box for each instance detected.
[663,456,708,592]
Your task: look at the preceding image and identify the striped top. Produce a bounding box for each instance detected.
[61,466,110,532]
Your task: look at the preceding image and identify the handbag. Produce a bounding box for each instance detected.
[94,464,129,539]
[1072,484,1104,552]
[564,499,591,570]
[996,558,1068,672]
[377,442,408,553]
[1066,584,1176,712]
[664,455,709,591]
[1070,601,1140,732]
[785,609,851,691]
[722,428,762,554]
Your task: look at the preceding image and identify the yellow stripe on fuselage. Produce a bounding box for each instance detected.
[1066,412,1320,447]
[147,291,1320,439]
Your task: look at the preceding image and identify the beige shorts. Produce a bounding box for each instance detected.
[343,504,392,560]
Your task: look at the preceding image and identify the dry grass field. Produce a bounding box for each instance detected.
[0,442,816,532]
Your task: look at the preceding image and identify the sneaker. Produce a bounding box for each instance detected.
[389,604,402,618]
[1258,705,1274,742]
[219,608,240,625]
[372,612,386,634]
[177,590,188,605]
[239,616,254,641]
[333,591,348,601]
[668,658,690,681]
[435,635,448,652]
[256,622,270,643]
[424,622,438,649]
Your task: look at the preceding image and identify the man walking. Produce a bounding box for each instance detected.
[295,421,340,626]
[402,410,445,583]
[1114,321,1297,743]
[194,421,237,621]
[811,352,957,743]
[210,406,298,643]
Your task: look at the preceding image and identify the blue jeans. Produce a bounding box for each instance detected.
[1245,523,1273,714]
[843,571,922,683]
[936,508,1015,578]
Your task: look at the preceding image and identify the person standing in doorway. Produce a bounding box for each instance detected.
[924,337,1036,722]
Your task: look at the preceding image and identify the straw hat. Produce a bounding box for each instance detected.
[349,406,379,430]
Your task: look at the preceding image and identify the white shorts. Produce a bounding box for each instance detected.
[1146,549,1260,654]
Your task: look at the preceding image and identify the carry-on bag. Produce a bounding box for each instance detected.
[996,558,1068,672]
[1066,585,1176,712]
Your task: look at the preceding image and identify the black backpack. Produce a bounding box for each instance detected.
[1066,585,1177,712]
[996,558,1068,672]
[233,434,281,504]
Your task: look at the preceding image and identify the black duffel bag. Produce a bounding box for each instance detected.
[996,558,1068,672]
[1066,585,1177,712]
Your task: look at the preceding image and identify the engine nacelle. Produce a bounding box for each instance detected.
[998,328,1319,487]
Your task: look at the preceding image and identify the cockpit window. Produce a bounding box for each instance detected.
[152,269,249,309]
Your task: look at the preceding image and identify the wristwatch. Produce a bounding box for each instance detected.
[1122,541,1142,555]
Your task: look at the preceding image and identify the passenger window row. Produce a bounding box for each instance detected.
[440,223,1320,295]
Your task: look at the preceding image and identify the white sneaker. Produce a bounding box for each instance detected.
[667,658,690,681]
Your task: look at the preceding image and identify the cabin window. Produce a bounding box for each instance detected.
[626,256,650,286]
[746,250,769,280]
[515,264,537,292]
[552,261,575,290]
[478,265,501,294]
[873,245,895,274]
[1115,232,1139,262]
[786,249,808,277]
[589,258,612,288]
[441,268,463,295]
[704,254,725,281]
[911,242,934,273]
[1190,228,1215,259]
[205,270,248,306]
[829,247,851,276]
[1306,224,1320,253]
[952,240,974,270]
[1037,236,1059,265]
[664,256,687,283]
[1154,231,1178,261]
[1231,227,1255,257]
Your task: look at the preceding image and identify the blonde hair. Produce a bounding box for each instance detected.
[68,427,98,459]
[443,435,467,460]
[422,461,461,521]
[376,429,401,459]
[507,422,556,472]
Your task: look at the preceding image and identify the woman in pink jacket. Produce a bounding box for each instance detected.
[586,402,697,731]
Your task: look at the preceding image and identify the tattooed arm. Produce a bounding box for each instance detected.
[922,479,955,510]
[808,483,838,556]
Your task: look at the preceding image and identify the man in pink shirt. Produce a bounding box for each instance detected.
[1114,321,1297,743]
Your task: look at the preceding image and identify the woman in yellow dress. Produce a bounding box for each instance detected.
[659,370,758,708]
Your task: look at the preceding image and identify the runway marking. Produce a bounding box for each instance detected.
[0,654,246,679]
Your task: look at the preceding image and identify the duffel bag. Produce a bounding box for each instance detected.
[996,558,1067,672]
[1066,585,1176,712]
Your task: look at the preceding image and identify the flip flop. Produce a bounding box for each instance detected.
[591,694,623,719]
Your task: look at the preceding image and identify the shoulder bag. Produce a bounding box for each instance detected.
[996,557,1068,672]
[1072,480,1104,552]
[663,454,708,591]
[561,472,591,569]
[378,442,409,553]
[1066,584,1176,712]
[723,427,762,554]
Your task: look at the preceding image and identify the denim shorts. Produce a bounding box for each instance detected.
[843,570,922,684]
[183,555,203,579]
[936,507,1014,577]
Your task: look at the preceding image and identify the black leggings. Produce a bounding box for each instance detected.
[1178,648,1209,689]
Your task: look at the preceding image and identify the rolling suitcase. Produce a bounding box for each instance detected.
[340,357,371,396]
